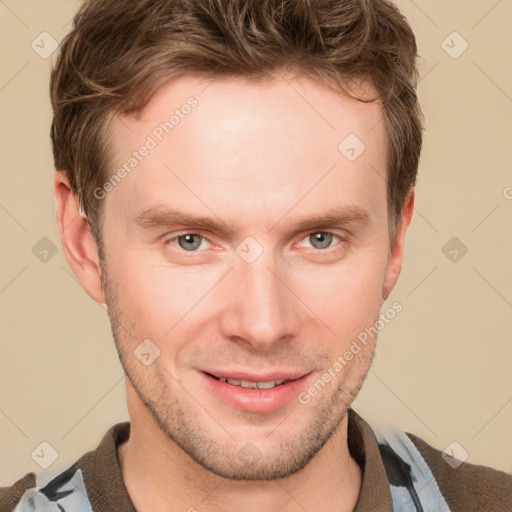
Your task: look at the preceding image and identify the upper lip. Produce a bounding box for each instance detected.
[202,369,311,382]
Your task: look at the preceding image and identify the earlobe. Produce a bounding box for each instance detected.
[382,187,415,300]
[53,171,106,304]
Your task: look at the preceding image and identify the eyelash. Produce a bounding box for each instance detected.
[164,231,345,255]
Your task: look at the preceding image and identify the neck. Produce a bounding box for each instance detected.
[118,387,362,512]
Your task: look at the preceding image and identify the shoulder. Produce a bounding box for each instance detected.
[1,422,129,511]
[0,472,37,510]
[0,461,92,511]
[406,432,512,511]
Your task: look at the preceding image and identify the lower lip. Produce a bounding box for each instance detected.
[199,371,312,413]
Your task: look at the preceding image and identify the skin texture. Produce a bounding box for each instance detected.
[54,72,414,512]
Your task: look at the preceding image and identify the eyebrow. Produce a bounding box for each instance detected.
[134,203,371,235]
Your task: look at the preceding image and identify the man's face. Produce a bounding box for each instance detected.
[100,72,392,479]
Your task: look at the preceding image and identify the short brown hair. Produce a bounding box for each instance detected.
[50,0,423,248]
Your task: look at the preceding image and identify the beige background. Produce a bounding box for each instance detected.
[1,0,511,485]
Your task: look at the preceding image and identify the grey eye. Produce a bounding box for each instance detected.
[308,232,334,250]
[176,234,204,251]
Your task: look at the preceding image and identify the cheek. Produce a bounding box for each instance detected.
[109,251,223,337]
[291,251,386,338]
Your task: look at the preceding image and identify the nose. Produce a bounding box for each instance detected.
[218,246,300,350]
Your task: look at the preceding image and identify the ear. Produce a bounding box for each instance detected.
[382,187,415,299]
[53,171,106,304]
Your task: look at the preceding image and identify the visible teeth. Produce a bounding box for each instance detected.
[217,377,286,389]
[256,380,284,389]
[240,379,258,389]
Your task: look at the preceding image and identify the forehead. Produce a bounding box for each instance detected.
[129,72,383,155]
[105,72,387,231]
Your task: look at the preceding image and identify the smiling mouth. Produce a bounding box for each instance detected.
[200,370,313,413]
[205,372,295,390]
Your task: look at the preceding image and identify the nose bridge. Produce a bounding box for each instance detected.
[219,243,299,347]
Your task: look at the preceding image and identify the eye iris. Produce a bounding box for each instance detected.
[310,232,332,250]
[177,234,202,251]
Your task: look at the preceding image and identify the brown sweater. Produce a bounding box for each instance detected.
[1,409,511,511]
